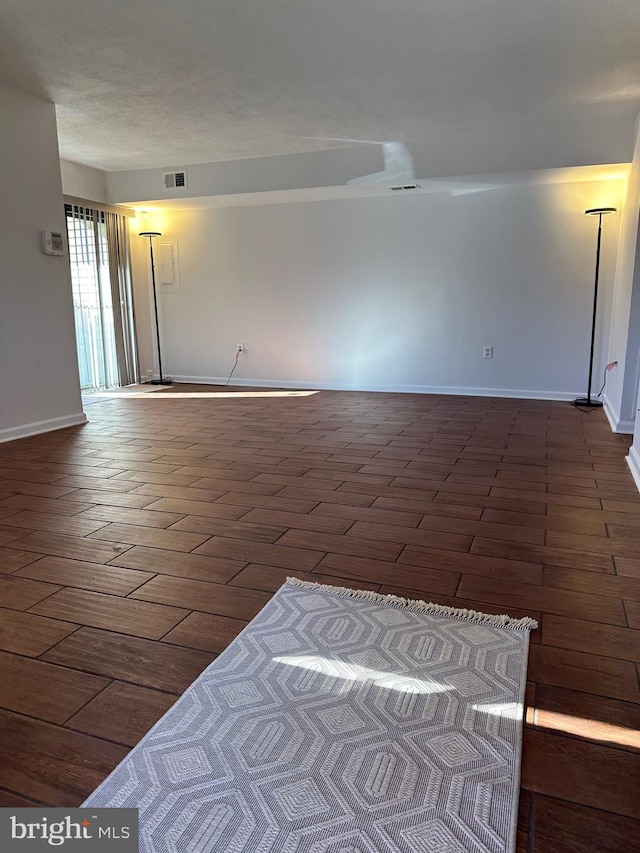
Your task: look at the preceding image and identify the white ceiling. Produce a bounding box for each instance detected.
[1,0,639,172]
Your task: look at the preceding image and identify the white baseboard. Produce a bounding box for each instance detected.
[169,375,582,401]
[0,412,88,444]
[627,445,640,493]
[603,395,635,434]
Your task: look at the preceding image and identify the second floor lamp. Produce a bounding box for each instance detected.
[573,207,617,408]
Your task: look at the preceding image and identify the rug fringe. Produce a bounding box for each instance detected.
[286,577,539,631]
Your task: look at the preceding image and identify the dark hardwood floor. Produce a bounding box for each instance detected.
[0,386,638,850]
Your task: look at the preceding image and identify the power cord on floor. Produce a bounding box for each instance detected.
[595,371,608,400]
[224,349,241,387]
[571,362,617,414]
[144,374,173,385]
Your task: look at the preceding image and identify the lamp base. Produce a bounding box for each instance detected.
[148,378,173,386]
[573,397,603,408]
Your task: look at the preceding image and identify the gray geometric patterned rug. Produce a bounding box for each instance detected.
[84,578,538,852]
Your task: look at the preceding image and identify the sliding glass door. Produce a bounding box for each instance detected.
[65,204,138,391]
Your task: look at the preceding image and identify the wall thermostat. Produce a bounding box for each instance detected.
[41,230,65,256]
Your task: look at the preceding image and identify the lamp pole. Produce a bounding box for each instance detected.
[573,207,616,408]
[139,231,172,385]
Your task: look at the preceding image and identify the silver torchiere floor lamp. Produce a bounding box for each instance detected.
[573,207,617,408]
[140,230,172,386]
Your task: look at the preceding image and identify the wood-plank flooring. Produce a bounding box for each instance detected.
[0,386,639,850]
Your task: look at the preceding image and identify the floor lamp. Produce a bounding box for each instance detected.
[573,207,617,408]
[139,231,172,385]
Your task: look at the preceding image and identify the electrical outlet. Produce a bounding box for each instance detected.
[482,346,493,359]
[236,343,244,353]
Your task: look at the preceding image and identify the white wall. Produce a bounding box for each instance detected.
[131,169,624,398]
[60,159,108,203]
[109,146,384,205]
[605,111,640,433]
[0,83,85,442]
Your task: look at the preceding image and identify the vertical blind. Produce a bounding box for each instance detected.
[65,204,138,390]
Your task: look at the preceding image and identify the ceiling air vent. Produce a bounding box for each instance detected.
[163,170,187,190]
[390,184,420,191]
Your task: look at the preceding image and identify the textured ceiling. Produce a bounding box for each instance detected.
[1,0,639,171]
